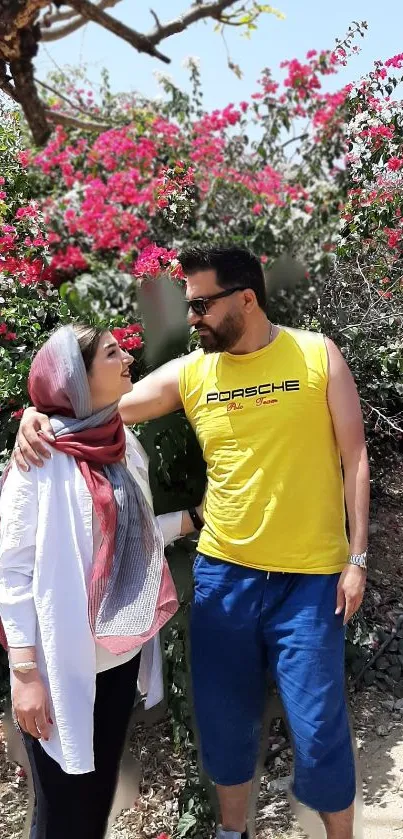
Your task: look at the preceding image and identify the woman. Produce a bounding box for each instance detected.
[0,323,202,839]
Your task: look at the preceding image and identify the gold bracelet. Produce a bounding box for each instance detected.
[11,661,37,673]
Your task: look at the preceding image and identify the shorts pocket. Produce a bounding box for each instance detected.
[193,553,248,594]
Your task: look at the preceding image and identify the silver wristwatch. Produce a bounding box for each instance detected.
[348,551,367,570]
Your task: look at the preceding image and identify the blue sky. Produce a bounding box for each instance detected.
[35,1,403,108]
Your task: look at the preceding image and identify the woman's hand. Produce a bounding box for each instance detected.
[14,407,55,471]
[12,670,53,741]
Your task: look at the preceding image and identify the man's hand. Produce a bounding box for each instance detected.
[12,670,53,741]
[335,564,366,625]
[14,407,55,471]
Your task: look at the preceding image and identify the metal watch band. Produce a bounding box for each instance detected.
[188,506,203,532]
[348,551,367,569]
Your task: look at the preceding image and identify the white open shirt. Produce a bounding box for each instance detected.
[0,429,182,773]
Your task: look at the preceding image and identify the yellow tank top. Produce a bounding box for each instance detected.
[179,327,348,574]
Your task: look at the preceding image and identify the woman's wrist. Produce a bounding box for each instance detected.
[9,646,37,666]
[181,510,193,536]
[12,668,41,684]
[188,506,204,532]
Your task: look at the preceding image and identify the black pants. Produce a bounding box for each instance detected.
[22,654,141,839]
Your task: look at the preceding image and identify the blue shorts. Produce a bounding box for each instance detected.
[190,554,355,814]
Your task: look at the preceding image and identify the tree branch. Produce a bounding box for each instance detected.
[362,401,403,435]
[41,14,89,41]
[44,109,113,133]
[66,0,171,62]
[41,0,123,42]
[36,76,98,117]
[0,63,113,136]
[42,6,81,25]
[42,0,122,27]
[149,9,162,30]
[282,133,309,149]
[46,0,239,61]
[147,0,237,45]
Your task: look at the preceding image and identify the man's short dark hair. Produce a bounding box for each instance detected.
[178,245,267,311]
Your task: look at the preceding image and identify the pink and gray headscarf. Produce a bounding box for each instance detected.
[1,326,178,653]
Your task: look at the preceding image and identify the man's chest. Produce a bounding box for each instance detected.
[189,364,312,452]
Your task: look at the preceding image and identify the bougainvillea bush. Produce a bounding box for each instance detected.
[1,25,402,480]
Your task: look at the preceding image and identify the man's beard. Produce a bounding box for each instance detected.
[196,310,245,353]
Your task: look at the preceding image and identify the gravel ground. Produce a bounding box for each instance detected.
[0,709,301,839]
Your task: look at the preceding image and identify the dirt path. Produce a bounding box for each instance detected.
[2,690,403,839]
[275,691,403,839]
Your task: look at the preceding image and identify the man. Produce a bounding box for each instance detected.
[16,246,369,839]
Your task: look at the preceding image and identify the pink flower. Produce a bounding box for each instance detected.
[123,335,142,350]
[385,53,403,69]
[133,245,181,279]
[386,229,401,249]
[11,408,24,420]
[15,205,38,220]
[0,191,6,200]
[282,58,321,98]
[112,324,144,351]
[18,150,31,167]
[50,245,88,274]
[387,157,403,171]
[0,322,7,334]
[47,231,62,244]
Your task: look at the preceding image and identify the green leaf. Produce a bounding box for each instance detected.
[177,812,197,837]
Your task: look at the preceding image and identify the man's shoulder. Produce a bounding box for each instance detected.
[178,349,220,404]
[182,348,204,364]
[180,348,211,376]
[280,327,329,378]
[281,325,326,346]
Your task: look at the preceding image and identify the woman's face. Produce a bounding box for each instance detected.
[87,332,133,410]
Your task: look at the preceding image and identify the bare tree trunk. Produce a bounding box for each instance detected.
[9,57,51,146]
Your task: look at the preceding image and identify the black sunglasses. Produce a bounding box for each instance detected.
[187,286,247,317]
